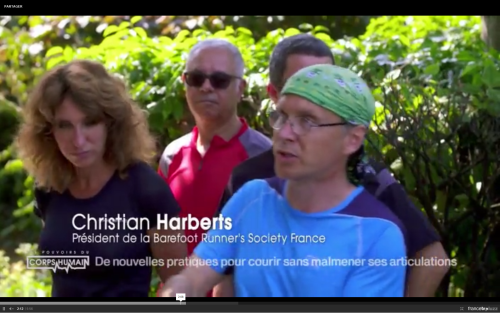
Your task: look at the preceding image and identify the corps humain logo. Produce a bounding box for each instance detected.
[27,255,90,273]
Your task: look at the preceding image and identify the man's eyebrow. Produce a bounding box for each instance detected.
[294,109,321,120]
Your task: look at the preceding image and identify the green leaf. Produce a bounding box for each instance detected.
[4,159,24,172]
[298,23,313,31]
[45,46,63,58]
[237,27,252,36]
[118,21,131,30]
[454,194,469,210]
[315,33,332,43]
[174,30,190,43]
[134,27,147,39]
[103,25,119,37]
[399,36,410,47]
[486,88,500,102]
[436,190,447,212]
[284,28,301,37]
[482,64,500,88]
[424,63,440,76]
[46,56,64,70]
[456,50,476,61]
[131,16,142,25]
[486,101,500,117]
[401,167,416,191]
[460,63,479,77]
[63,46,74,61]
[172,102,184,120]
[313,25,329,33]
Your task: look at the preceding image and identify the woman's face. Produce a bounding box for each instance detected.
[52,96,107,169]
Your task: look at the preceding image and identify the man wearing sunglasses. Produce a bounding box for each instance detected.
[214,34,449,297]
[157,39,271,296]
[160,64,409,297]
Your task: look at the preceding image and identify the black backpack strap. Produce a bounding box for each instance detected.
[362,158,398,198]
[373,168,397,197]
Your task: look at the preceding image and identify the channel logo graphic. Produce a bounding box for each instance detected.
[26,255,90,273]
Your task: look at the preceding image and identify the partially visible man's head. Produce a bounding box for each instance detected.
[184,39,246,123]
[272,64,375,182]
[15,60,156,192]
[268,34,334,103]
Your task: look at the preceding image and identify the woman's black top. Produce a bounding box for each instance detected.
[34,162,180,297]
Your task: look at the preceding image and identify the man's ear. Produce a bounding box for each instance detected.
[239,79,247,95]
[267,84,279,104]
[344,126,367,156]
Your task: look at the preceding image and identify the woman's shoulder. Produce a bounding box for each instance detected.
[127,161,159,178]
[33,184,57,202]
[125,162,179,215]
[33,184,59,219]
[126,161,166,191]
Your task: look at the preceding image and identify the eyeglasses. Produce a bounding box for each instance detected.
[183,71,241,90]
[269,110,347,136]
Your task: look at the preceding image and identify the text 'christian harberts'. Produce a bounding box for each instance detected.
[72,213,233,231]
[71,213,232,244]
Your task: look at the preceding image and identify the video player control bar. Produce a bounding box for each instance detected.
[1,302,497,312]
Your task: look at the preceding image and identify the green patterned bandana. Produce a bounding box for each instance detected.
[281,64,375,126]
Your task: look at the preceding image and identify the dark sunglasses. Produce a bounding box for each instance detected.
[183,71,241,90]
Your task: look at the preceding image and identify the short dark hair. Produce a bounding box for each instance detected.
[269,34,335,90]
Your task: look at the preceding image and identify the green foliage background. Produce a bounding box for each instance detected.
[0,15,499,297]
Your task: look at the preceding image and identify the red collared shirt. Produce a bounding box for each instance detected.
[158,118,271,255]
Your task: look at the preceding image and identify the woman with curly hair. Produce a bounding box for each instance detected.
[15,60,187,297]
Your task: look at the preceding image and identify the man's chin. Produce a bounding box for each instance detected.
[275,166,300,180]
[194,108,222,120]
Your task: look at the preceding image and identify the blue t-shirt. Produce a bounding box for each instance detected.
[195,179,407,297]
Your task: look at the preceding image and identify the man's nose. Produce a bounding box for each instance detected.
[199,77,214,92]
[275,120,296,141]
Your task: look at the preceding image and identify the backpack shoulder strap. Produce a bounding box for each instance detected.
[373,168,397,197]
[361,158,398,197]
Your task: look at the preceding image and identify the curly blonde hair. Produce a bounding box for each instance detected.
[15,60,157,193]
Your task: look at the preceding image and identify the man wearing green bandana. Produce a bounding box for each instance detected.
[270,64,379,187]
[215,34,449,298]
[160,64,407,297]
